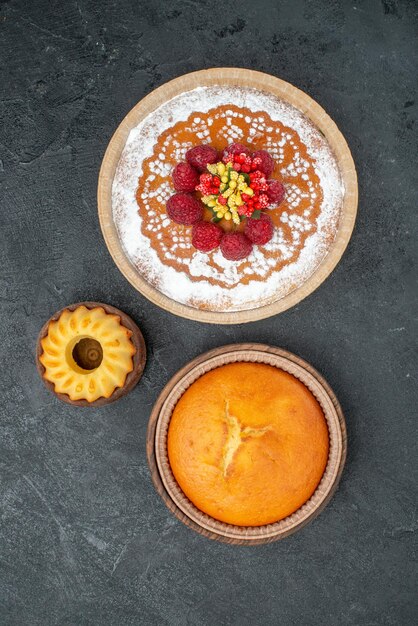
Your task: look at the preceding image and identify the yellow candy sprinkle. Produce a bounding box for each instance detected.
[229,180,237,189]
[207,199,216,207]
[223,188,233,198]
[221,175,228,183]
[232,213,241,225]
[207,164,218,175]
[216,211,224,219]
[224,212,232,220]
[230,171,238,181]
[245,187,254,196]
[217,163,226,176]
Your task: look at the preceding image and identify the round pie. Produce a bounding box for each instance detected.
[167,362,329,526]
[112,82,345,313]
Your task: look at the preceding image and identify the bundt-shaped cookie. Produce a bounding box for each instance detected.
[39,305,136,403]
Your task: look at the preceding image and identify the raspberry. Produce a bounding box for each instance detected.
[267,180,286,205]
[220,232,253,261]
[222,143,251,163]
[192,221,223,252]
[252,150,275,177]
[244,213,274,245]
[186,145,218,172]
[166,193,202,225]
[172,162,199,192]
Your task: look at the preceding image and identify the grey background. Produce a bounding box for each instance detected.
[1,0,417,624]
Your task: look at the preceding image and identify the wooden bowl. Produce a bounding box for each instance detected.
[147,344,346,545]
[36,301,146,407]
[98,68,357,324]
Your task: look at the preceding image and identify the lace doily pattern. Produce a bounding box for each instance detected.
[136,105,323,289]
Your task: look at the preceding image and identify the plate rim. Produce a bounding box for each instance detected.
[98,68,358,324]
[146,343,347,545]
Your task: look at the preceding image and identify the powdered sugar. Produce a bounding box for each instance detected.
[112,86,344,311]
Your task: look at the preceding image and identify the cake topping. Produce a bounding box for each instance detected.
[166,193,202,225]
[192,221,223,252]
[172,162,199,193]
[200,156,276,222]
[186,144,219,171]
[266,179,286,204]
[244,212,274,245]
[222,142,251,161]
[251,149,275,177]
[220,232,253,261]
[166,142,286,261]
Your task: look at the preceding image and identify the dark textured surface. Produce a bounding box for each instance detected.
[0,0,417,624]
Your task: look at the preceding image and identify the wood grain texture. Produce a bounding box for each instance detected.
[36,301,146,407]
[147,344,346,544]
[98,68,358,324]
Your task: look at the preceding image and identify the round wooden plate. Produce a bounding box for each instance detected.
[147,344,347,545]
[98,68,357,324]
[36,301,146,407]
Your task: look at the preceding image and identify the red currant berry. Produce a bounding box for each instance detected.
[257,194,270,209]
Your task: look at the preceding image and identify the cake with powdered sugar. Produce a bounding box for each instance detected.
[112,86,344,312]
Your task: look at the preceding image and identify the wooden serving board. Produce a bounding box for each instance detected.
[147,344,347,545]
[98,68,358,324]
